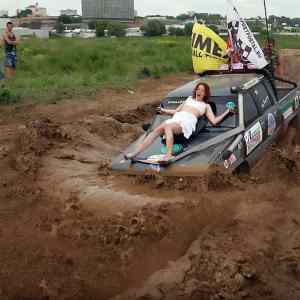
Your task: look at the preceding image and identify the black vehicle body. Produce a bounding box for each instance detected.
[112,70,299,175]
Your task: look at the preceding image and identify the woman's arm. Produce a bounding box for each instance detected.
[161,102,185,115]
[160,108,176,115]
[206,105,230,126]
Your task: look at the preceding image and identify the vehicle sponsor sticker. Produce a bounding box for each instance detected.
[282,106,294,120]
[167,99,184,105]
[149,164,161,172]
[244,122,263,155]
[147,154,165,163]
[261,95,270,110]
[224,153,237,169]
[267,113,276,136]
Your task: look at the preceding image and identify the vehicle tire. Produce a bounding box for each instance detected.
[234,162,250,176]
[291,112,300,145]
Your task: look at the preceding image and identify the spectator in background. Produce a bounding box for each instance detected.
[0,35,4,80]
[2,22,20,78]
[263,38,283,77]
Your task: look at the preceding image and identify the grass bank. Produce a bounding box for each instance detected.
[0,37,192,103]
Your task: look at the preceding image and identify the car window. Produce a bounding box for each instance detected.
[244,92,259,126]
[250,83,273,113]
[263,79,277,102]
[207,96,238,128]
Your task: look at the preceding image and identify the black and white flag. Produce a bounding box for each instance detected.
[227,1,268,69]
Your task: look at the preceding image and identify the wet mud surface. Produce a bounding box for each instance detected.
[0,63,300,300]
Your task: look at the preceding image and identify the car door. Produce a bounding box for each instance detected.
[250,80,280,146]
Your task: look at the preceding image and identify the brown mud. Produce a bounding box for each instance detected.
[0,54,300,300]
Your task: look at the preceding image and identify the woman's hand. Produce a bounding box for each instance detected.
[156,106,164,114]
[226,102,237,114]
[228,107,237,114]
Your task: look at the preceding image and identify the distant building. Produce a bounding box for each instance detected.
[26,2,47,17]
[146,16,167,20]
[60,9,78,16]
[0,10,9,17]
[82,0,134,20]
[16,16,58,30]
[166,24,184,33]
[125,27,143,37]
[0,18,10,29]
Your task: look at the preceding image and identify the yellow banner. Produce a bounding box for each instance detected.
[192,23,229,74]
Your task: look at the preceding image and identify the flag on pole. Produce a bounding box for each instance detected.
[192,23,229,74]
[227,2,268,69]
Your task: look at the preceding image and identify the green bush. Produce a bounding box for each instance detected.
[58,15,82,24]
[168,27,185,36]
[107,22,126,37]
[0,87,20,104]
[96,21,110,37]
[55,22,65,34]
[143,20,166,36]
[184,23,194,36]
[96,21,126,37]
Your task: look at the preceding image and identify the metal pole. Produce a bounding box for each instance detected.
[263,0,270,44]
[263,0,274,74]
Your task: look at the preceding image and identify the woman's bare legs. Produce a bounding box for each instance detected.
[164,123,182,159]
[125,122,182,160]
[125,124,165,159]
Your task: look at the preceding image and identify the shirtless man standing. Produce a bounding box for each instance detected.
[2,22,20,78]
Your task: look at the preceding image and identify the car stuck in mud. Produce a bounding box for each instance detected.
[112,70,299,175]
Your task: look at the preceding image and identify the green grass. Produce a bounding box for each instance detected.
[257,34,300,49]
[0,34,299,104]
[0,36,193,103]
[273,35,300,49]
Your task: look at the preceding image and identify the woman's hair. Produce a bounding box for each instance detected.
[192,82,211,102]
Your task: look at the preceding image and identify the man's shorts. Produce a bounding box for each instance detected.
[4,51,17,69]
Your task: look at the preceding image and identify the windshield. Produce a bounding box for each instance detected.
[207,96,238,128]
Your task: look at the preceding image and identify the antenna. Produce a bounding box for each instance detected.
[263,0,275,74]
[263,0,271,44]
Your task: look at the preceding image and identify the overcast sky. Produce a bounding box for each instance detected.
[0,0,299,18]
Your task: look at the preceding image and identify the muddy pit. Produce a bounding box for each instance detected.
[0,55,300,300]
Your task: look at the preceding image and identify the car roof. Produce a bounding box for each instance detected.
[166,73,260,98]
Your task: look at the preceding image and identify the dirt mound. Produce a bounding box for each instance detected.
[112,204,300,300]
[111,103,157,125]
[80,115,143,144]
[280,49,300,85]
[251,126,300,184]
[10,118,68,174]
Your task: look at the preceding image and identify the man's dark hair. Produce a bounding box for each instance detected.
[7,21,13,26]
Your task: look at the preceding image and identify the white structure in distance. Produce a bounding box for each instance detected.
[60,9,78,16]
[0,10,9,17]
[17,2,47,17]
